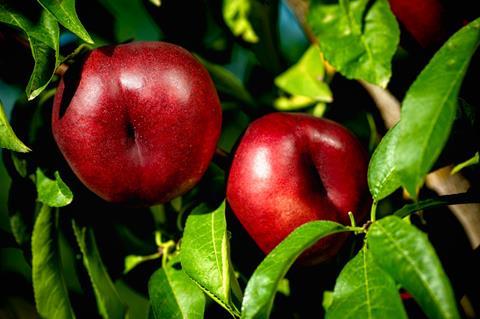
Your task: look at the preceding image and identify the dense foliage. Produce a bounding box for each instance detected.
[1,0,479,318]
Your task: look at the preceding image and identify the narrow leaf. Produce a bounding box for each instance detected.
[0,99,30,152]
[451,152,479,175]
[368,124,401,201]
[37,0,93,43]
[32,205,75,319]
[242,221,347,319]
[149,257,206,319]
[27,37,59,100]
[326,248,407,319]
[394,192,480,219]
[72,222,127,319]
[223,0,259,43]
[181,202,242,318]
[0,2,59,100]
[395,18,480,197]
[368,216,460,319]
[36,169,73,207]
[308,0,399,87]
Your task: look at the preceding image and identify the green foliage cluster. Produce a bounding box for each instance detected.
[0,0,479,318]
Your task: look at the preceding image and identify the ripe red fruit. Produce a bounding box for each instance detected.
[227,113,369,264]
[52,42,222,205]
[389,0,448,48]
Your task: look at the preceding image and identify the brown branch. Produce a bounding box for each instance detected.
[55,63,68,77]
[426,167,480,248]
[286,0,317,43]
[359,80,401,128]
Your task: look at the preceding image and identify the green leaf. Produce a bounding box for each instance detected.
[223,0,259,43]
[36,169,73,207]
[0,2,57,48]
[323,291,334,311]
[0,99,30,152]
[37,0,93,43]
[274,95,316,111]
[367,216,460,319]
[0,247,32,280]
[72,221,127,319]
[275,44,332,106]
[394,18,480,197]
[8,178,36,248]
[367,124,401,201]
[312,102,327,117]
[393,192,480,219]
[98,0,161,41]
[26,36,58,101]
[124,253,162,274]
[451,151,479,175]
[149,257,206,319]
[242,221,347,319]
[0,1,59,100]
[326,248,407,319]
[115,280,150,319]
[308,0,399,87]
[32,205,75,319]
[10,152,29,178]
[196,55,255,107]
[276,278,290,296]
[181,202,242,318]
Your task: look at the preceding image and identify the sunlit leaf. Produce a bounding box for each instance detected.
[275,45,332,106]
[326,248,407,319]
[368,216,460,319]
[32,205,75,319]
[37,0,93,43]
[242,221,347,319]
[368,125,402,201]
[36,169,73,207]
[181,202,242,318]
[0,99,30,152]
[308,0,399,87]
[223,0,259,43]
[149,256,206,319]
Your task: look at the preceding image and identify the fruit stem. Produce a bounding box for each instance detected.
[348,211,356,227]
[347,226,365,234]
[160,240,175,268]
[370,201,378,222]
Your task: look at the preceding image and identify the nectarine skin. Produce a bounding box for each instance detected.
[52,42,222,205]
[389,0,448,48]
[227,113,369,264]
